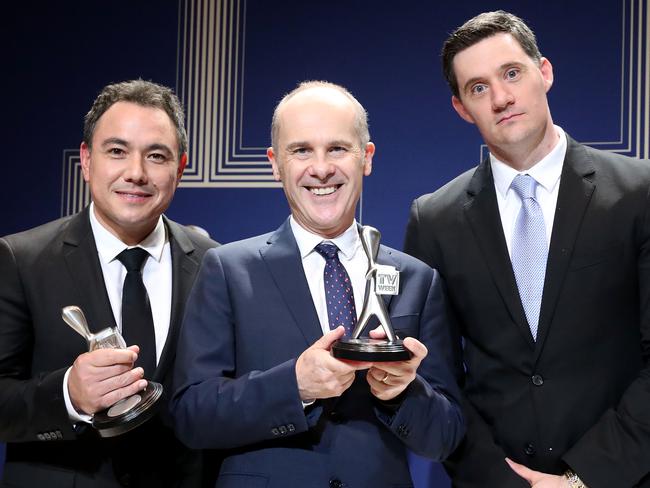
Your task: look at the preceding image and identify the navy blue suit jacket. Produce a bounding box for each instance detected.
[171,219,464,488]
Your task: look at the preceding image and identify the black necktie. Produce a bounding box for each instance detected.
[117,248,156,377]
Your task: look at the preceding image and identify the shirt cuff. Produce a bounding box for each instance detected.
[63,367,93,424]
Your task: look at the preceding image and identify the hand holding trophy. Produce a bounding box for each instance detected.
[331,226,411,361]
[62,305,162,437]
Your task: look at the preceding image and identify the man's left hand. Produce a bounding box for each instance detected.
[365,335,428,401]
[506,458,569,487]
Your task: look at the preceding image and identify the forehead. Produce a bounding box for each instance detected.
[453,33,531,81]
[276,89,357,144]
[93,101,177,144]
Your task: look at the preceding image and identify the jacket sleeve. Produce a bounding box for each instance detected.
[373,264,465,461]
[170,249,317,449]
[0,238,77,442]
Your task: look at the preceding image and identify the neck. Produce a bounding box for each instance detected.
[491,121,559,171]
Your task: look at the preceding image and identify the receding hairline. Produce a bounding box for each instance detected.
[271,81,370,151]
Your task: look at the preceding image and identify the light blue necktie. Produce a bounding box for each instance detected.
[510,174,548,340]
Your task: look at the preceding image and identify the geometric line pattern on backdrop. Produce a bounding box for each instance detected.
[481,0,649,161]
[60,150,89,217]
[176,0,280,188]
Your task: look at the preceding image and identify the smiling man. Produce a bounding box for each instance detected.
[404,11,650,488]
[0,79,217,487]
[171,81,464,487]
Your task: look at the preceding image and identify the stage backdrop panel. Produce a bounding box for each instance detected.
[2,1,647,486]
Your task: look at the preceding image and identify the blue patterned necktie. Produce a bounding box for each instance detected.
[315,242,357,335]
[510,174,548,341]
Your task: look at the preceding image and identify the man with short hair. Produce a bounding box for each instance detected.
[171,81,464,487]
[405,10,650,488]
[0,79,218,487]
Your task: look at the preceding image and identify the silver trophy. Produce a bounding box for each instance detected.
[62,305,163,437]
[331,226,411,361]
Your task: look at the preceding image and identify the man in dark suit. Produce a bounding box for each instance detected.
[0,79,218,487]
[404,10,650,488]
[171,81,464,487]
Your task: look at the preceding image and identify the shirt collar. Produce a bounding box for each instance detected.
[491,125,567,198]
[89,202,167,265]
[289,216,360,260]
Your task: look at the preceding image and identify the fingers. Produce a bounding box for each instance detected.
[368,326,386,339]
[505,458,537,484]
[312,326,346,350]
[402,337,428,360]
[68,349,146,415]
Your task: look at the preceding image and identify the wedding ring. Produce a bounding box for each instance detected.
[381,372,390,384]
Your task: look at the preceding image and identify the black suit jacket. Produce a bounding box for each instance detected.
[0,207,218,488]
[404,136,650,488]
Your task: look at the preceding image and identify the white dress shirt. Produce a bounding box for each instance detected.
[290,216,368,336]
[63,203,173,421]
[490,125,567,256]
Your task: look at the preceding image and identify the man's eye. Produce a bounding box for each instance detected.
[505,68,520,80]
[290,148,311,158]
[108,148,125,156]
[148,153,167,163]
[471,84,487,95]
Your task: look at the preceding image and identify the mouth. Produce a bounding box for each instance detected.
[306,185,341,196]
[497,113,523,125]
[115,190,153,200]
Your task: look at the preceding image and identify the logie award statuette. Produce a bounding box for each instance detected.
[331,226,412,362]
[61,305,163,437]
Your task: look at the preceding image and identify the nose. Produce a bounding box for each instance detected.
[309,153,336,180]
[491,82,514,112]
[123,155,148,184]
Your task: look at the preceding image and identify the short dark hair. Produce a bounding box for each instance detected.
[83,79,188,159]
[442,10,542,98]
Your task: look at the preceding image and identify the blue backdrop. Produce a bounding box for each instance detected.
[2,0,645,485]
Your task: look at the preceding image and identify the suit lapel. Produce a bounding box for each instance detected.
[534,138,595,355]
[463,160,534,346]
[154,218,199,382]
[61,208,117,334]
[260,219,323,347]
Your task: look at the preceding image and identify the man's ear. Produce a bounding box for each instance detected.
[80,142,91,182]
[177,153,188,180]
[267,147,281,181]
[362,142,375,176]
[452,95,476,124]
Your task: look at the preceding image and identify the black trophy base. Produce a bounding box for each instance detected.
[92,381,163,438]
[331,338,412,362]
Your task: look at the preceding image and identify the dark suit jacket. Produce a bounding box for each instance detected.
[171,219,464,488]
[0,207,218,488]
[404,136,650,488]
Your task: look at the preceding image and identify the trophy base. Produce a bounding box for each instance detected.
[93,381,163,438]
[331,338,411,362]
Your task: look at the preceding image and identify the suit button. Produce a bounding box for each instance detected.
[329,479,343,488]
[271,428,279,436]
[279,425,287,435]
[37,433,45,441]
[531,374,544,386]
[287,423,295,432]
[524,443,536,456]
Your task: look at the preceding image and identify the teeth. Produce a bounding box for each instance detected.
[310,186,337,195]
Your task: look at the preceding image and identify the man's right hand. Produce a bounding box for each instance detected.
[295,326,372,401]
[68,345,147,415]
